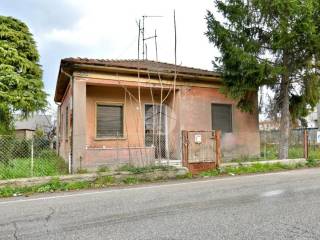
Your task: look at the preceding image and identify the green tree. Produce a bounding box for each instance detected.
[206,0,320,159]
[0,16,47,134]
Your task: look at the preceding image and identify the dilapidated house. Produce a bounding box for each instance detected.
[55,58,260,172]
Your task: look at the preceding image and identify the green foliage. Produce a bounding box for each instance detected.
[0,151,68,179]
[0,16,47,132]
[200,169,220,177]
[76,168,89,174]
[97,166,110,173]
[206,0,320,156]
[306,158,320,167]
[117,164,174,174]
[34,128,45,138]
[122,177,139,184]
[176,172,193,179]
[206,0,320,115]
[94,175,115,186]
[201,162,307,177]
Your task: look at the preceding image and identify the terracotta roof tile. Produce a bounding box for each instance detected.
[61,57,219,77]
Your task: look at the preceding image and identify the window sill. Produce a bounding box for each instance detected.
[94,137,127,141]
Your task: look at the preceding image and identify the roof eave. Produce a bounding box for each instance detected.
[54,61,222,103]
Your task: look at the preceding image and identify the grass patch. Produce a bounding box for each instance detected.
[233,144,320,163]
[117,164,174,174]
[97,166,110,173]
[122,176,139,184]
[1,160,319,199]
[0,152,68,180]
[201,160,320,177]
[0,178,94,198]
[94,175,115,186]
[175,172,193,179]
[76,168,89,174]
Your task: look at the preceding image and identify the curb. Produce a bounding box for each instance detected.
[0,167,189,188]
[221,158,307,168]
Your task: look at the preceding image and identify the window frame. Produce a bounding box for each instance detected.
[211,103,233,133]
[95,102,125,140]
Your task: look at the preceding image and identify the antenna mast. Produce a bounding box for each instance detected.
[137,15,162,60]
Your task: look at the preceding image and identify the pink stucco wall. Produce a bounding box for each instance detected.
[57,84,72,163]
[58,75,260,170]
[179,86,260,160]
[84,85,171,168]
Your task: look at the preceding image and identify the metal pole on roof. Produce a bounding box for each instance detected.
[142,16,145,60]
[137,20,141,61]
[140,15,163,60]
[155,29,158,61]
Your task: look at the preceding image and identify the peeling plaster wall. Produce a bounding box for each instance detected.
[57,84,72,163]
[85,85,175,167]
[62,75,260,169]
[179,86,260,161]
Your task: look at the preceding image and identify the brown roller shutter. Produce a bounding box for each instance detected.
[96,105,123,138]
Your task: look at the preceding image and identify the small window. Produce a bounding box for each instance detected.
[211,104,232,133]
[96,104,123,138]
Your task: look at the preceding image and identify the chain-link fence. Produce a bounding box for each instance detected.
[0,136,68,180]
[260,128,320,160]
[83,131,183,169]
[305,128,320,160]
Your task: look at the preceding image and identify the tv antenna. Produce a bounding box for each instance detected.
[137,15,162,60]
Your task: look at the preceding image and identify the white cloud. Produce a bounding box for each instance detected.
[42,0,218,69]
[1,0,220,105]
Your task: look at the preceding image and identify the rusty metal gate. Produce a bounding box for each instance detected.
[182,130,221,173]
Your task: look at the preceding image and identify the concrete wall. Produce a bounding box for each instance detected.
[15,129,35,140]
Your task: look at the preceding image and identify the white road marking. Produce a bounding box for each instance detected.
[261,189,284,197]
[0,169,312,206]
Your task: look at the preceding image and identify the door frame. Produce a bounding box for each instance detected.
[143,103,169,158]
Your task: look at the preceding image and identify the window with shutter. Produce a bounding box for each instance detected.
[96,104,123,138]
[211,104,232,133]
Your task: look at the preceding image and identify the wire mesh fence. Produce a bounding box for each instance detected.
[260,128,320,161]
[83,132,183,169]
[0,135,68,180]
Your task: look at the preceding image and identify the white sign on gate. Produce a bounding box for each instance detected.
[317,131,320,144]
[195,134,202,144]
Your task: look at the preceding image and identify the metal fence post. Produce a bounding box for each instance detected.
[31,138,34,177]
[264,131,267,160]
[215,130,221,168]
[304,129,308,159]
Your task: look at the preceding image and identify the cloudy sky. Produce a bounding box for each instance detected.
[0,0,219,105]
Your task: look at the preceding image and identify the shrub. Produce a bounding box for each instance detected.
[76,168,89,174]
[95,175,115,186]
[122,177,139,184]
[97,166,110,173]
[117,164,173,174]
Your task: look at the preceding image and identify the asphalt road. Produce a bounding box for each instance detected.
[1,168,320,240]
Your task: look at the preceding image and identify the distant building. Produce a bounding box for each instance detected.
[14,114,52,139]
[304,108,318,128]
[260,104,319,131]
[259,120,280,131]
